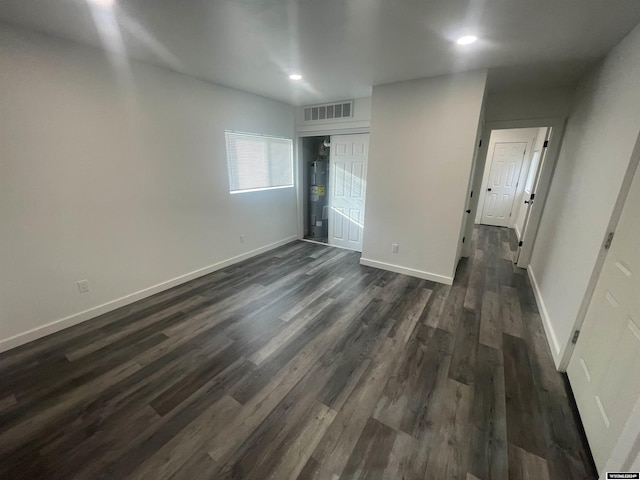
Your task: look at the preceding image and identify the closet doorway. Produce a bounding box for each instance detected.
[299,134,369,252]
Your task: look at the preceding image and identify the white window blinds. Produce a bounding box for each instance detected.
[225,132,294,193]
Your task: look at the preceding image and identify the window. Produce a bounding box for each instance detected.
[225,131,294,194]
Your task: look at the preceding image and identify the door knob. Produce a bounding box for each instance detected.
[524,200,530,204]
[487,188,492,191]
[466,209,471,213]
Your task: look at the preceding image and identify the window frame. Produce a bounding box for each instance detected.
[224,131,294,195]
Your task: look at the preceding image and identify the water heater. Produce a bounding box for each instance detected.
[309,160,328,239]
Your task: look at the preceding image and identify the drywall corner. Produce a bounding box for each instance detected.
[362,70,487,282]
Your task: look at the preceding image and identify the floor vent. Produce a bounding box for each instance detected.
[304,100,353,122]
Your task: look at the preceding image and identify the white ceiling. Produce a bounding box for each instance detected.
[1,0,639,105]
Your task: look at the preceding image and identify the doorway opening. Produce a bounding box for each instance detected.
[301,136,331,244]
[460,117,566,271]
[299,133,370,252]
[476,126,548,230]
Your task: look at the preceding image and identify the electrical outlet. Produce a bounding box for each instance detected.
[77,280,90,294]
[391,244,399,254]
[239,234,245,244]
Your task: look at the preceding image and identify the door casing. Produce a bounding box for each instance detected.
[471,118,566,270]
[296,128,369,243]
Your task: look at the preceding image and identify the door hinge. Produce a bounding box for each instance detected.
[462,236,466,243]
[604,231,615,250]
[543,140,549,148]
[470,190,473,198]
[571,330,580,344]
[518,240,523,247]
[479,139,482,147]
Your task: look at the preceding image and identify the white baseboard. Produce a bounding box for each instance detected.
[0,236,298,354]
[359,258,453,285]
[527,265,562,368]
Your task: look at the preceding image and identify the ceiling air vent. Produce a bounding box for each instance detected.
[304,100,354,122]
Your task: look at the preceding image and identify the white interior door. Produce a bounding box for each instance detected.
[515,127,553,268]
[329,134,369,251]
[514,149,542,238]
[480,142,527,227]
[567,161,640,472]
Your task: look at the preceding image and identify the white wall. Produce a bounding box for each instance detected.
[528,23,640,365]
[296,97,371,136]
[484,87,574,122]
[474,127,540,226]
[361,71,487,284]
[0,25,297,352]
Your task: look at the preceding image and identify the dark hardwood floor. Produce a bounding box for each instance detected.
[0,226,595,479]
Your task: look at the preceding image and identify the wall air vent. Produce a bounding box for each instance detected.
[303,100,354,122]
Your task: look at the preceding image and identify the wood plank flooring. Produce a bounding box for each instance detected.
[0,226,595,479]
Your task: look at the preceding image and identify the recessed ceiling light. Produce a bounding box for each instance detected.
[456,35,478,45]
[90,0,115,6]
[289,74,303,81]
